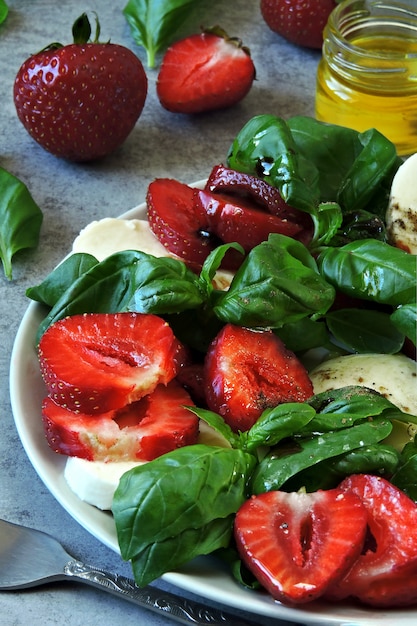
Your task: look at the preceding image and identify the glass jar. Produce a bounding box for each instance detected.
[315,0,417,156]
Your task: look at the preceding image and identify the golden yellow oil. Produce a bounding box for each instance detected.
[316,34,417,155]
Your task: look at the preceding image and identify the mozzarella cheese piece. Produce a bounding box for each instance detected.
[386,153,417,253]
[310,353,417,449]
[65,420,230,510]
[72,216,234,290]
[72,217,174,261]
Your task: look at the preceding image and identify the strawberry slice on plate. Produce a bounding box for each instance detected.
[205,164,314,245]
[196,189,307,252]
[42,381,199,462]
[234,488,368,604]
[147,177,217,270]
[39,312,186,415]
[156,27,256,114]
[204,324,313,432]
[327,474,417,607]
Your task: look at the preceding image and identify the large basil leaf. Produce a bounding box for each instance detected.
[227,114,320,213]
[0,167,43,280]
[214,233,335,327]
[113,444,256,586]
[317,239,417,306]
[35,250,204,339]
[287,116,401,215]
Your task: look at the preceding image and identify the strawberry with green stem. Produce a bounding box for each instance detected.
[14,13,147,161]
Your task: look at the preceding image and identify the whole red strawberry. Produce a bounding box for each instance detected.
[156,26,256,114]
[13,13,147,161]
[260,0,337,49]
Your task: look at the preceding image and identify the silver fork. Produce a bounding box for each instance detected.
[0,517,269,625]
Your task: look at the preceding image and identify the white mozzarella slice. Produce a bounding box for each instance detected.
[310,353,417,449]
[64,457,142,510]
[386,153,417,253]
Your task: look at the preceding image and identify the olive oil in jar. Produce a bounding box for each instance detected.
[315,0,417,156]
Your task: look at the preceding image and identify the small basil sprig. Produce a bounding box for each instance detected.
[0,167,43,280]
[123,0,205,68]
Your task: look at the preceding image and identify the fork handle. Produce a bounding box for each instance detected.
[64,559,260,626]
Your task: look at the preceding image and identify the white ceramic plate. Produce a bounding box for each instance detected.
[9,197,417,625]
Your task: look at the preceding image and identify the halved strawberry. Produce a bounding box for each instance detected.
[42,381,199,462]
[38,312,186,415]
[156,27,255,114]
[204,324,313,432]
[327,474,417,607]
[196,189,306,252]
[234,488,368,604]
[205,164,313,245]
[147,178,217,271]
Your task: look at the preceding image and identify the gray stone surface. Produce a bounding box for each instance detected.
[1,1,319,624]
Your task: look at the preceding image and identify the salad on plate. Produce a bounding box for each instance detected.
[19,115,417,614]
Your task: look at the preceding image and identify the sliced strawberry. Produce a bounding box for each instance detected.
[38,312,186,415]
[147,178,217,270]
[204,324,313,432]
[234,488,368,604]
[156,27,255,114]
[196,189,307,252]
[42,381,199,462]
[327,474,417,607]
[205,164,313,245]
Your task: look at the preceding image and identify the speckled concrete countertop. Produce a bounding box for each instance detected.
[1,2,319,624]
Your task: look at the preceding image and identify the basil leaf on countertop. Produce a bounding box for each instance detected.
[0,0,8,24]
[123,0,204,68]
[0,167,43,280]
[113,444,256,586]
[317,239,417,306]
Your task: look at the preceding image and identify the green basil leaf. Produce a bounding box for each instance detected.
[113,445,256,585]
[0,167,43,280]
[244,403,316,452]
[307,386,411,430]
[214,233,335,328]
[391,440,417,501]
[274,318,332,353]
[284,443,400,492]
[187,406,240,449]
[36,250,203,338]
[251,416,392,494]
[126,253,204,313]
[227,114,320,213]
[311,201,343,247]
[123,0,203,68]
[0,0,8,24]
[391,304,417,346]
[317,239,417,306]
[325,308,405,354]
[287,116,401,215]
[26,253,98,306]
